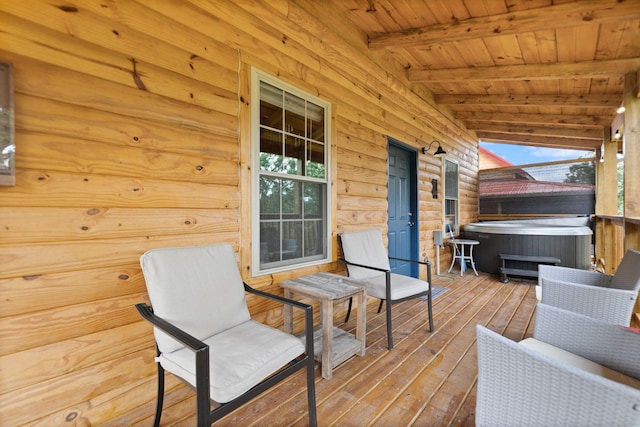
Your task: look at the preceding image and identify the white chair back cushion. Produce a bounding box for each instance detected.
[610,249,640,291]
[340,229,391,280]
[140,244,251,354]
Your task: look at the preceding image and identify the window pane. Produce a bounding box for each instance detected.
[307,102,324,142]
[260,222,280,263]
[445,160,458,198]
[260,176,281,217]
[260,128,283,172]
[284,135,303,175]
[260,83,283,130]
[282,221,302,260]
[304,220,324,257]
[285,93,305,136]
[306,141,325,179]
[282,179,302,219]
[304,182,324,218]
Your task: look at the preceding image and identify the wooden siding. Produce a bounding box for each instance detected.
[0,1,477,425]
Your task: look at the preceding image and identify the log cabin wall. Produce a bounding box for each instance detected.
[0,1,478,425]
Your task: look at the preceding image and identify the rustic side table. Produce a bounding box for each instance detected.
[280,272,367,379]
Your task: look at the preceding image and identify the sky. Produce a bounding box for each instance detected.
[479,141,593,166]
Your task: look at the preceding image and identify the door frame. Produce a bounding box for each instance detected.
[387,137,419,277]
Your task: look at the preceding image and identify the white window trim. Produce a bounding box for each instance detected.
[442,157,460,237]
[250,68,332,276]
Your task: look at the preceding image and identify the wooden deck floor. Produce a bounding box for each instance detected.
[114,271,538,426]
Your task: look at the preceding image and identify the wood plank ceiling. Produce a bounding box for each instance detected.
[328,0,640,151]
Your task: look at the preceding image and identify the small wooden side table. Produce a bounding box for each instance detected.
[280,272,367,379]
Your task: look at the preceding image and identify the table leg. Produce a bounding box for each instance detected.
[469,245,478,275]
[447,243,457,273]
[355,289,366,356]
[321,299,333,379]
[283,289,293,334]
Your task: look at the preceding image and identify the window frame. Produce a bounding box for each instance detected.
[251,69,332,276]
[442,157,460,237]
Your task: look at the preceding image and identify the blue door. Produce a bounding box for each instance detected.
[387,141,418,277]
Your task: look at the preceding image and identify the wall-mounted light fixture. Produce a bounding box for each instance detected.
[431,178,439,198]
[422,140,446,157]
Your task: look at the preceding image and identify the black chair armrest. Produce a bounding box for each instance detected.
[388,256,431,266]
[243,284,314,360]
[135,303,208,352]
[339,257,390,273]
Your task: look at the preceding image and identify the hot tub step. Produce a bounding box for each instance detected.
[499,254,561,283]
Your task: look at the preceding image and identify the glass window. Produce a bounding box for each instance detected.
[253,70,330,273]
[444,158,459,236]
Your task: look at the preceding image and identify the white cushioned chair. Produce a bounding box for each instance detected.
[538,249,640,326]
[136,244,317,426]
[338,228,433,350]
[476,303,640,427]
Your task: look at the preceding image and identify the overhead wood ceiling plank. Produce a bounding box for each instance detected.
[454,111,611,127]
[409,57,640,81]
[477,131,601,150]
[369,0,640,49]
[467,122,603,139]
[435,93,620,107]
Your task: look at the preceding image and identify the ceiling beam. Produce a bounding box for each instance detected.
[454,111,611,127]
[467,122,603,139]
[368,0,640,49]
[477,132,600,150]
[409,57,640,82]
[436,93,620,107]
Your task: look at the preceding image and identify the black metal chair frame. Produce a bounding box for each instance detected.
[136,283,317,427]
[338,237,434,350]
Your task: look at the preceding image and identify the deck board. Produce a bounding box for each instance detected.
[110,272,538,426]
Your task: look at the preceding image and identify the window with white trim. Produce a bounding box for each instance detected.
[252,70,331,274]
[443,158,459,236]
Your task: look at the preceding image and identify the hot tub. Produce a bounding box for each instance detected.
[463,218,592,275]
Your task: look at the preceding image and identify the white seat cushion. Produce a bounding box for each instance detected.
[519,338,640,390]
[362,272,429,300]
[158,319,305,403]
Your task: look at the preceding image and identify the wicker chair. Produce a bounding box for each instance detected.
[538,249,640,326]
[476,303,640,427]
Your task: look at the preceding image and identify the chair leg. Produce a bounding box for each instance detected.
[306,351,318,427]
[427,288,434,333]
[377,299,384,313]
[154,362,165,427]
[385,298,393,350]
[344,297,353,322]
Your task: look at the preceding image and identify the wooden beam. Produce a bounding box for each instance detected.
[477,131,600,150]
[624,71,640,220]
[437,93,620,108]
[454,111,610,127]
[369,0,640,49]
[409,57,640,82]
[467,122,603,140]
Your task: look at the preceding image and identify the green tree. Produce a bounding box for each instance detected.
[564,161,595,184]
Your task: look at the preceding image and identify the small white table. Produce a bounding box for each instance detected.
[280,272,366,379]
[447,239,479,276]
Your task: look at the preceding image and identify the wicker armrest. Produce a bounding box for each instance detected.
[540,277,638,326]
[538,264,612,287]
[476,323,640,427]
[534,303,640,379]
